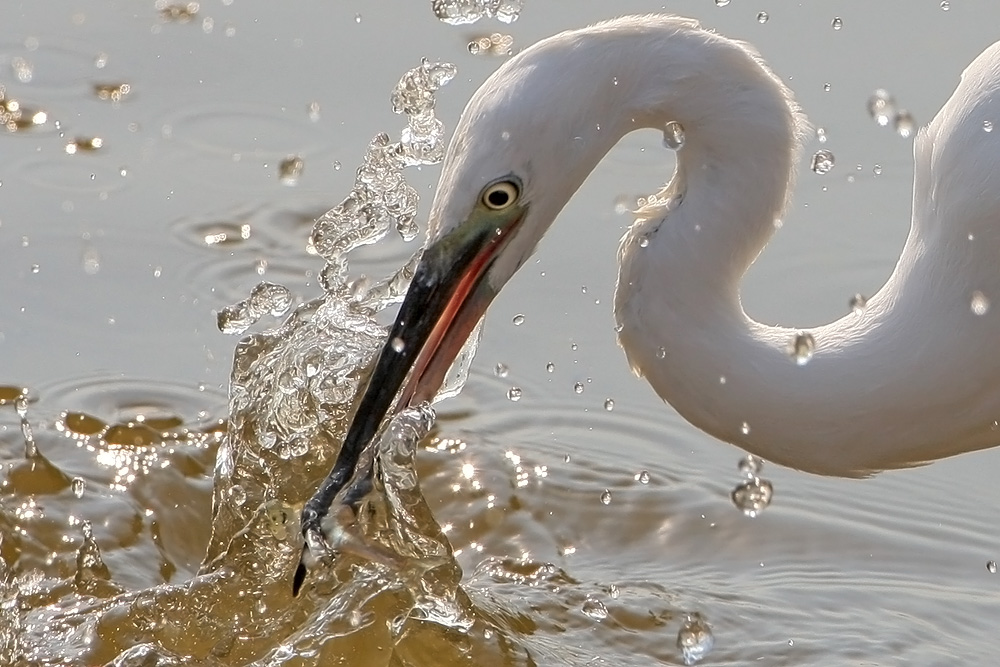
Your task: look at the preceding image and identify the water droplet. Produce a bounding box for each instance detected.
[278,155,304,185]
[677,612,715,665]
[940,0,950,9]
[609,583,620,599]
[30,264,39,274]
[738,454,763,479]
[731,478,774,517]
[872,164,883,176]
[656,346,666,359]
[600,489,612,505]
[714,0,730,6]
[787,332,816,365]
[638,236,650,248]
[603,398,614,411]
[849,293,868,314]
[573,382,584,394]
[494,362,509,378]
[823,83,831,92]
[816,127,827,143]
[662,121,686,150]
[391,336,405,353]
[582,597,608,620]
[972,291,990,316]
[894,110,916,138]
[545,361,555,373]
[831,17,843,30]
[756,11,768,23]
[984,120,994,133]
[988,560,997,574]
[570,342,578,351]
[506,386,522,402]
[810,150,835,175]
[867,89,896,127]
[635,470,650,484]
[512,313,524,326]
[71,477,86,498]
[740,421,751,436]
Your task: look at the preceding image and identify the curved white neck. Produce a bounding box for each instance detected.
[599,20,1000,475]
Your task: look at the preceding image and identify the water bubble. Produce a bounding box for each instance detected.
[971,291,990,316]
[573,382,584,394]
[867,89,896,127]
[506,386,522,402]
[810,150,835,175]
[849,293,868,315]
[894,110,916,138]
[603,398,614,411]
[635,470,650,484]
[662,121,685,150]
[731,478,774,517]
[788,332,815,365]
[756,11,768,23]
[582,597,609,620]
[494,362,509,378]
[984,120,994,133]
[71,477,86,498]
[391,336,405,353]
[989,560,997,574]
[831,17,843,30]
[545,361,555,373]
[512,313,524,326]
[600,489,612,505]
[677,612,715,665]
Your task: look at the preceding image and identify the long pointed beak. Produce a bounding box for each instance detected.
[299,202,527,524]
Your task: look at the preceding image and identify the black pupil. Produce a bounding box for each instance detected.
[487,187,510,207]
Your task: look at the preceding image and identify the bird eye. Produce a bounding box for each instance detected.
[481,179,520,210]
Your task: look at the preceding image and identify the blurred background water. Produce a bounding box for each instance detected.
[2,1,1000,665]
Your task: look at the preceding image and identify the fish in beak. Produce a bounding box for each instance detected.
[294,176,526,594]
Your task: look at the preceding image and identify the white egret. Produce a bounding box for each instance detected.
[296,15,1000,590]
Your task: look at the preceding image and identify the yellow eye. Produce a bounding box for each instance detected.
[481,179,520,210]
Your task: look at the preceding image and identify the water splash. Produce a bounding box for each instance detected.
[432,0,524,25]
[677,612,714,665]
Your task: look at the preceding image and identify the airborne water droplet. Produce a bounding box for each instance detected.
[810,149,835,174]
[573,382,584,394]
[662,121,686,150]
[545,361,555,373]
[604,398,614,411]
[831,17,843,30]
[894,110,916,138]
[506,386,522,402]
[984,120,994,133]
[756,11,768,23]
[731,477,774,517]
[788,332,815,365]
[849,293,868,314]
[867,89,896,127]
[635,470,650,484]
[494,362,509,378]
[677,612,715,665]
[988,560,997,574]
[740,421,751,436]
[391,336,405,353]
[738,454,763,479]
[72,477,86,498]
[971,291,990,316]
[512,313,524,325]
[600,489,612,505]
